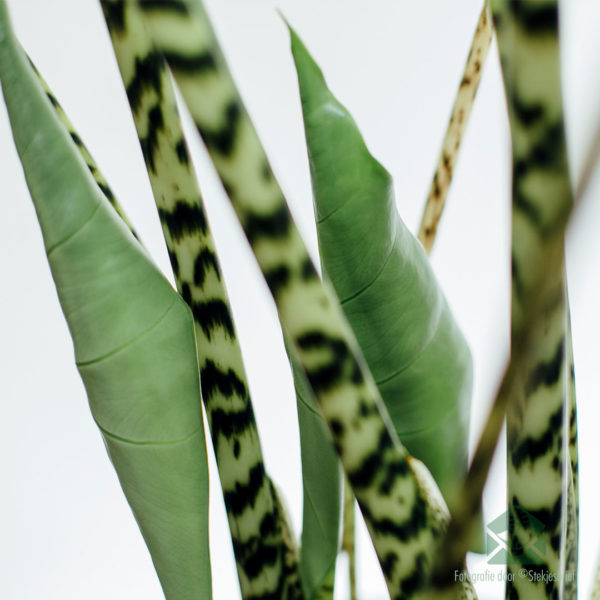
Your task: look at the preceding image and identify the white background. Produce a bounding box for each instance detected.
[1,1,600,599]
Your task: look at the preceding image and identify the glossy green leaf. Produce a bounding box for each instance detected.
[289,27,473,510]
[0,3,211,598]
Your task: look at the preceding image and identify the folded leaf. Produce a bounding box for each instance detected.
[289,27,473,510]
[0,3,211,598]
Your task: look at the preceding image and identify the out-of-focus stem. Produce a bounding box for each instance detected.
[418,3,492,254]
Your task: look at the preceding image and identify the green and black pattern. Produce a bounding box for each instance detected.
[490,2,576,598]
[134,0,456,597]
[427,3,579,595]
[27,56,140,242]
[101,3,300,599]
[564,313,578,599]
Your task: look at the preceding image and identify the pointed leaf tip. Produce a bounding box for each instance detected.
[276,7,290,30]
[289,26,392,223]
[288,24,332,115]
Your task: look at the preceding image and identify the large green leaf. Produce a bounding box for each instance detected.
[289,27,473,512]
[0,3,211,598]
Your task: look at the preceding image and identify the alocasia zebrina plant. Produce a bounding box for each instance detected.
[1,0,595,598]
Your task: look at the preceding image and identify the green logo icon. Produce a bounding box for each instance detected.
[486,506,548,565]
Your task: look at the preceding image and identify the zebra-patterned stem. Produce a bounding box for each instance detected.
[563,311,578,599]
[101,4,300,599]
[136,1,454,597]
[418,3,492,254]
[416,3,576,576]
[270,480,302,597]
[27,55,141,242]
[490,3,573,600]
[428,231,570,596]
[506,288,569,600]
[566,313,579,517]
[418,0,579,581]
[563,461,578,599]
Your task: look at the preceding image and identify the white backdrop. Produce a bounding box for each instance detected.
[1,1,600,599]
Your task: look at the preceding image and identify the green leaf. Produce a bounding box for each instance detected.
[0,3,211,598]
[290,350,340,600]
[289,26,473,511]
[26,55,141,243]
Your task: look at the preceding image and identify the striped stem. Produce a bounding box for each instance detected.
[418,3,580,588]
[135,1,454,597]
[564,311,578,599]
[428,2,578,596]
[428,220,571,597]
[101,3,300,599]
[418,3,492,254]
[27,55,140,241]
[490,4,573,599]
